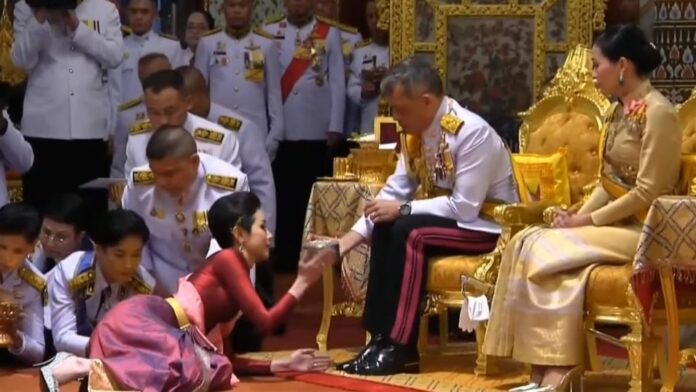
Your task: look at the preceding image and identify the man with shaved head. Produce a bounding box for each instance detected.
[122,126,249,294]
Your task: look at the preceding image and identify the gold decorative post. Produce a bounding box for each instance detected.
[0,0,25,86]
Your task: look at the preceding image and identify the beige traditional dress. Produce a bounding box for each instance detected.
[482,81,682,366]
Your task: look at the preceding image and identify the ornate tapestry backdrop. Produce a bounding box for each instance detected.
[385,0,604,150]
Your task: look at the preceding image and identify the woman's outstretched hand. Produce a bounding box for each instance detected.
[286,349,332,372]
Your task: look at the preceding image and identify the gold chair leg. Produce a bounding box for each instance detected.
[439,309,448,348]
[418,314,429,354]
[658,265,680,392]
[622,321,658,392]
[474,322,499,376]
[584,318,601,371]
[316,264,334,352]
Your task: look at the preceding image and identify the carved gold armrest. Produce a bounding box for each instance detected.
[493,201,554,227]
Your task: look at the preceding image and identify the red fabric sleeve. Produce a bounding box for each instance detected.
[231,356,273,376]
[211,251,298,335]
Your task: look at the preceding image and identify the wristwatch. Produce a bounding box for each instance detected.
[399,202,412,217]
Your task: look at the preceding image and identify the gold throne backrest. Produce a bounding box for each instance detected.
[517,46,610,204]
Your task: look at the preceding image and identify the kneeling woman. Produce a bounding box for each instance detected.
[482,25,681,391]
[41,192,334,391]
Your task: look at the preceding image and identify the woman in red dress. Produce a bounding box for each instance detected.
[40,192,336,391]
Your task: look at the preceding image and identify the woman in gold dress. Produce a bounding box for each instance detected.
[482,25,681,391]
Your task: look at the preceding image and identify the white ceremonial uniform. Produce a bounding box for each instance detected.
[351,97,519,238]
[49,250,154,357]
[12,0,124,141]
[0,260,45,364]
[208,102,277,235]
[335,25,362,135]
[195,27,284,152]
[347,40,389,134]
[120,30,187,103]
[265,15,346,139]
[110,97,147,177]
[122,153,249,294]
[124,112,242,176]
[0,110,33,207]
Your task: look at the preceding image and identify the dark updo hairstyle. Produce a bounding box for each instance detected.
[208,192,261,249]
[594,24,663,77]
[89,210,150,248]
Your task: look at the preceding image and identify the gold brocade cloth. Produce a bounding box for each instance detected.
[302,181,382,301]
[632,196,696,324]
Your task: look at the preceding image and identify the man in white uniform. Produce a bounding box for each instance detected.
[119,0,186,104]
[124,69,242,175]
[12,0,124,215]
[347,0,389,134]
[122,126,249,294]
[333,58,518,375]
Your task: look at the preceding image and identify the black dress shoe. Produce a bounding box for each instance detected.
[349,343,420,376]
[335,333,387,372]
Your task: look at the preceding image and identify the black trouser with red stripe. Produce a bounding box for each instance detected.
[363,214,499,347]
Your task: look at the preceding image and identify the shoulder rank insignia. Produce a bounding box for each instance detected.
[128,276,153,295]
[202,27,222,37]
[337,23,358,34]
[129,121,152,135]
[253,27,274,40]
[194,128,225,144]
[355,39,372,49]
[440,114,464,135]
[68,270,95,296]
[265,14,285,25]
[206,174,237,191]
[158,33,179,41]
[132,170,154,185]
[217,116,242,132]
[118,97,142,112]
[18,266,47,306]
[315,15,336,27]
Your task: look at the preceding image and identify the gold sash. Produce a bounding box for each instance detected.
[597,104,647,224]
[165,297,191,330]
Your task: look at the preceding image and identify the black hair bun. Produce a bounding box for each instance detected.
[637,43,663,75]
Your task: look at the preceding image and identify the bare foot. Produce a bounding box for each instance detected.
[52,356,92,385]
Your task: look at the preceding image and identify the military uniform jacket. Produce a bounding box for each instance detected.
[124,112,242,176]
[351,97,518,238]
[0,260,46,364]
[120,30,187,103]
[122,153,250,294]
[195,28,284,145]
[336,26,362,135]
[347,40,389,134]
[0,110,33,206]
[110,97,147,177]
[265,16,346,140]
[12,0,124,140]
[48,250,154,356]
[209,102,277,235]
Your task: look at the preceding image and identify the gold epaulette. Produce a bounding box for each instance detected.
[316,15,336,26]
[118,97,142,112]
[202,27,222,37]
[206,174,238,191]
[217,115,242,132]
[440,114,464,135]
[128,276,153,295]
[265,14,285,25]
[194,128,225,145]
[121,25,132,36]
[18,266,47,306]
[337,23,358,34]
[129,121,152,135]
[159,33,179,41]
[355,39,372,49]
[253,27,274,40]
[68,270,95,295]
[132,170,154,185]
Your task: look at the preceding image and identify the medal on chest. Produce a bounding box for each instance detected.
[214,41,228,66]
